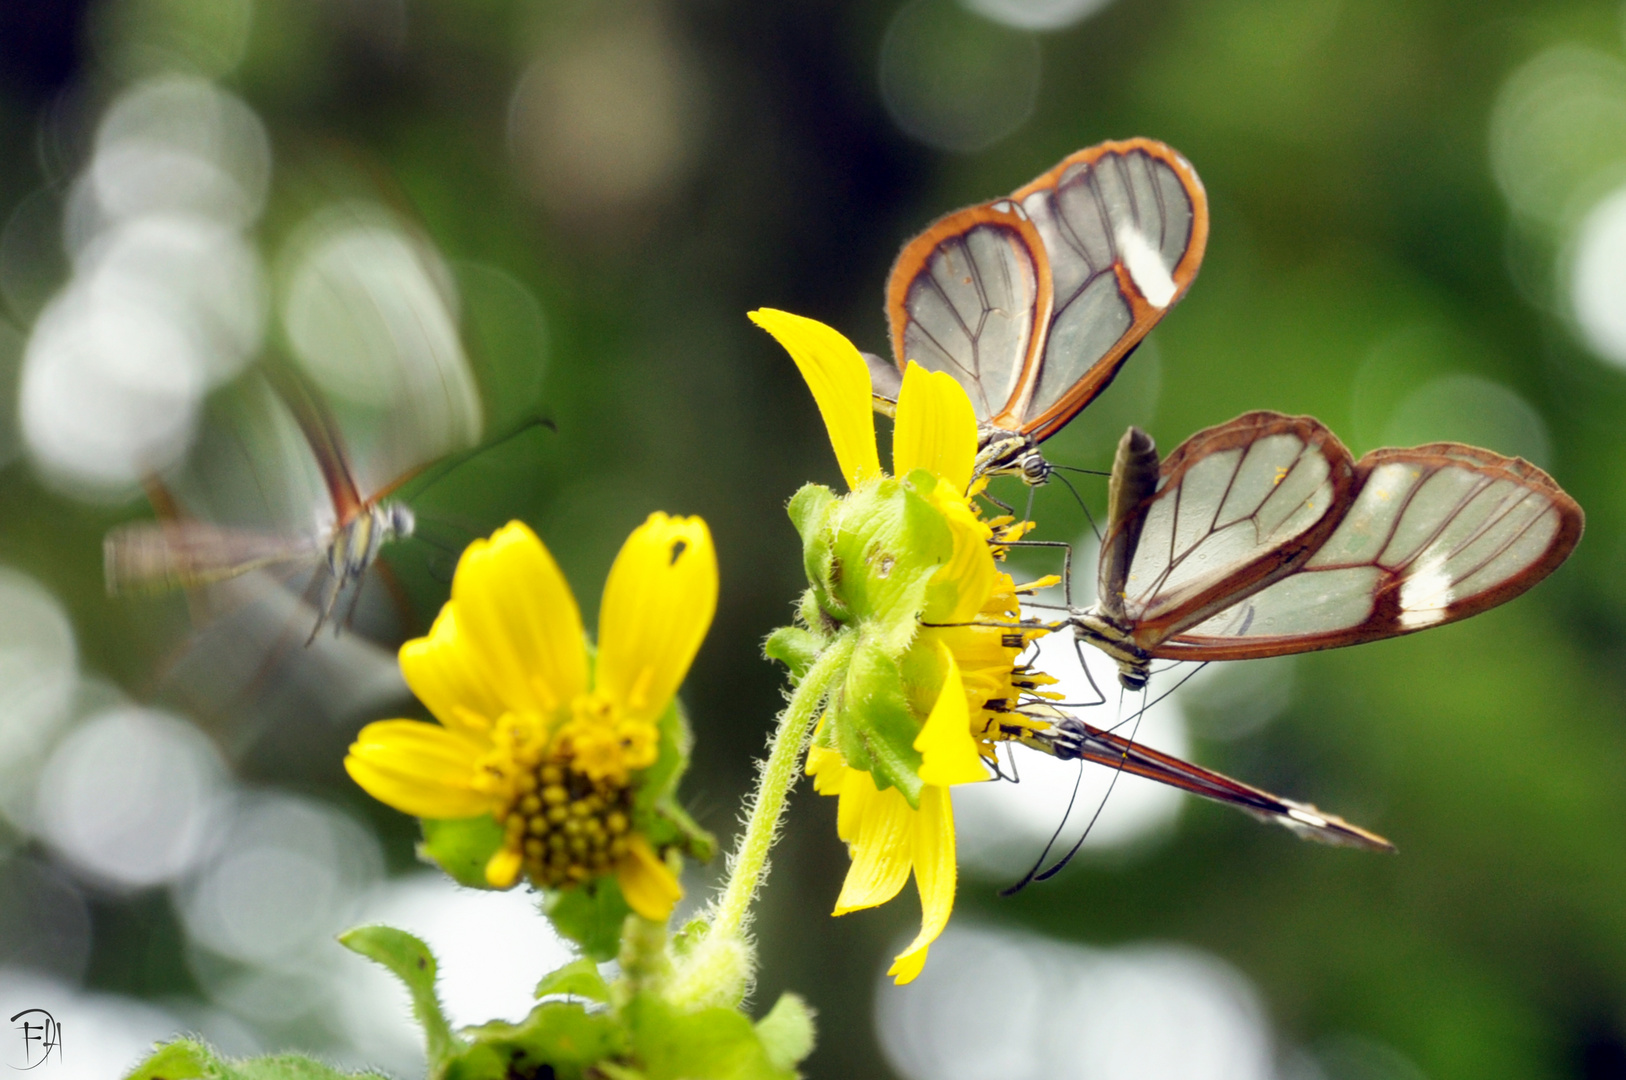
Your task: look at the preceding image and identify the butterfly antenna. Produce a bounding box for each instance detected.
[1000,757,1087,897]
[1099,661,1208,737]
[1034,683,1150,882]
[1051,469,1101,545]
[400,415,556,503]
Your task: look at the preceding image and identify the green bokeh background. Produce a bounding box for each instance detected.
[3,1,1625,1077]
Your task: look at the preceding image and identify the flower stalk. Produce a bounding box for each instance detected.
[713,633,855,942]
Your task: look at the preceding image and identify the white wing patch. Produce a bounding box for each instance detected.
[1397,552,1453,628]
[1115,222,1177,308]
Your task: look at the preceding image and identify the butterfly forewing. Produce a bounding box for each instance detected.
[886,203,1051,420]
[1110,413,1355,643]
[1011,139,1209,438]
[1155,443,1583,660]
[105,522,323,593]
[882,139,1206,442]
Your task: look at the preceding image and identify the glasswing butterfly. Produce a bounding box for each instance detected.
[991,412,1580,868]
[867,138,1208,483]
[103,365,429,643]
[1056,412,1585,692]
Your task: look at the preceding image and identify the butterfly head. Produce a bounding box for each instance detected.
[384,502,416,541]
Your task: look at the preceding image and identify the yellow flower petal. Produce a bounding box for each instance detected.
[833,776,914,915]
[344,720,495,819]
[399,604,505,736]
[886,784,957,985]
[749,309,881,490]
[806,739,846,796]
[596,513,718,726]
[450,521,588,718]
[618,834,684,920]
[485,845,523,888]
[892,361,977,494]
[922,483,1001,625]
[915,649,988,787]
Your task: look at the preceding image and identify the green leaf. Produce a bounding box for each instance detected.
[534,957,611,1002]
[545,878,632,962]
[338,924,460,1067]
[226,1056,391,1080]
[123,1039,389,1080]
[827,476,952,654]
[624,696,714,871]
[625,995,794,1080]
[755,993,817,1072]
[835,637,923,805]
[418,816,505,889]
[443,1001,626,1080]
[124,1039,213,1080]
[764,625,821,682]
[787,482,844,622]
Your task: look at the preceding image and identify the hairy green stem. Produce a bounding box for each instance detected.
[712,633,854,941]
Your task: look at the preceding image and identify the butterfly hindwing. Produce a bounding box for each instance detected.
[886,201,1051,421]
[1153,441,1584,660]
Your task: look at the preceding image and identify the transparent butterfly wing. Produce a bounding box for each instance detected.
[882,140,1207,440]
[104,521,322,593]
[885,202,1051,421]
[1010,139,1208,439]
[1109,412,1357,645]
[1152,443,1584,660]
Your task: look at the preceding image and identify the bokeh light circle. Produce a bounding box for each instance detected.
[877,925,1277,1080]
[963,0,1118,31]
[1381,373,1552,470]
[880,0,1042,153]
[1569,183,1626,368]
[1489,45,1626,229]
[177,791,383,968]
[92,75,271,228]
[36,706,229,890]
[20,285,207,497]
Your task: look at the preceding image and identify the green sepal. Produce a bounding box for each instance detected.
[833,637,923,805]
[635,696,715,863]
[441,1001,626,1080]
[418,816,505,889]
[122,1039,390,1079]
[624,994,795,1080]
[827,473,952,655]
[754,993,817,1072]
[546,878,633,962]
[338,925,461,1067]
[535,957,611,1002]
[764,625,820,683]
[787,483,844,622]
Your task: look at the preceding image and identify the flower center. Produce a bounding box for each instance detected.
[496,754,636,889]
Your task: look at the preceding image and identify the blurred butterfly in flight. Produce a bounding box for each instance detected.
[104,366,435,643]
[867,138,1208,484]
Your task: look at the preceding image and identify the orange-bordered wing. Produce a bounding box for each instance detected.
[1099,412,1583,661]
[885,200,1052,420]
[885,138,1208,439]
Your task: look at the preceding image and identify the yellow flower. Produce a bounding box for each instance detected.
[751,308,1048,983]
[344,514,717,922]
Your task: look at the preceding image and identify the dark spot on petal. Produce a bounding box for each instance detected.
[669,538,688,565]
